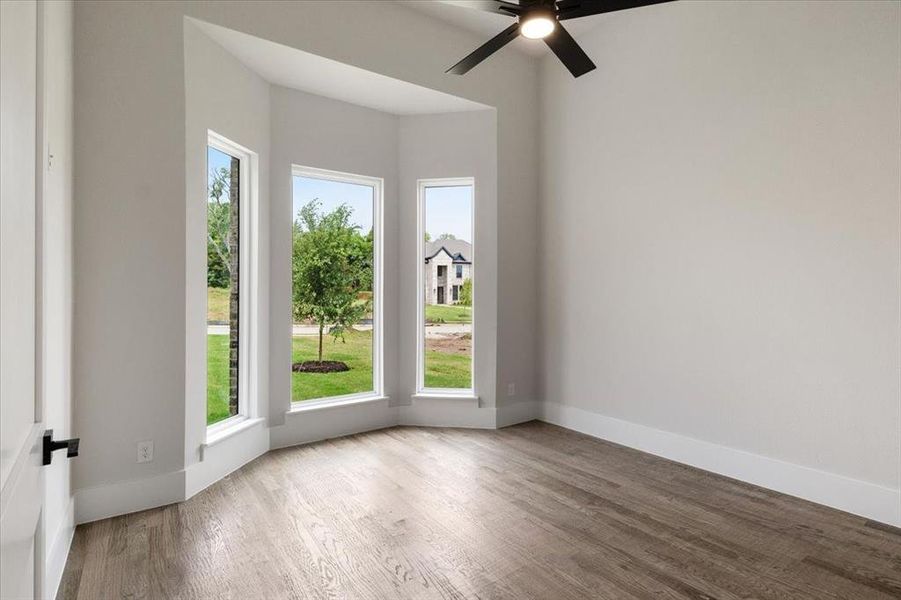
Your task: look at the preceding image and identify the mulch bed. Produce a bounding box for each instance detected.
[292,361,350,373]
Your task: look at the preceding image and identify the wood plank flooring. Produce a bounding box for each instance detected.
[57,422,901,599]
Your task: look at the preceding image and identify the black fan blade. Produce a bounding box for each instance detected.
[447,23,521,75]
[557,0,675,20]
[544,23,596,77]
[438,1,522,17]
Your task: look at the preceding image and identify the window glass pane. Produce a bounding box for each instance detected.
[207,146,240,425]
[292,175,375,402]
[423,184,473,390]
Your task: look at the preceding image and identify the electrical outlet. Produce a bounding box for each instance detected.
[137,440,154,463]
[507,383,516,397]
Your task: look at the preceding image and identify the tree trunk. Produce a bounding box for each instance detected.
[318,322,324,363]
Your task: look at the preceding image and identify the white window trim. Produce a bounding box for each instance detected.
[290,164,385,409]
[287,394,389,415]
[204,417,265,449]
[416,177,476,397]
[206,131,260,439]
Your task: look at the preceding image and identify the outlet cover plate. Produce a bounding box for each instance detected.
[137,440,154,463]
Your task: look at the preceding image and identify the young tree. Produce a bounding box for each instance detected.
[292,200,371,363]
[459,278,473,306]
[349,228,374,293]
[207,167,231,288]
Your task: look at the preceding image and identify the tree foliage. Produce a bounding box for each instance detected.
[437,233,457,240]
[459,278,473,306]
[207,167,231,288]
[292,200,372,362]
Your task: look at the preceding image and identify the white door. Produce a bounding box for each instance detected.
[0,1,45,598]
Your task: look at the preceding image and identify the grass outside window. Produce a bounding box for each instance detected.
[424,304,471,324]
[207,329,471,423]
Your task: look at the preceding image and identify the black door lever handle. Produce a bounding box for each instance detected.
[43,429,79,465]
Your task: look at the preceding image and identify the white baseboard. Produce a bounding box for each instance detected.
[496,400,539,428]
[540,401,901,527]
[46,495,75,599]
[71,401,899,529]
[74,469,186,525]
[74,423,270,524]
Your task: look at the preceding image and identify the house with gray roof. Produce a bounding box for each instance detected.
[424,239,471,305]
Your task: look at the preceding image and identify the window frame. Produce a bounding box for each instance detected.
[290,164,385,409]
[416,177,475,397]
[456,264,463,279]
[206,131,260,437]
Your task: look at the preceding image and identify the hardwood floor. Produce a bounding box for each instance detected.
[58,422,901,599]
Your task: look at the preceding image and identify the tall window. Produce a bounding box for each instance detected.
[206,132,255,428]
[291,166,382,405]
[418,179,474,393]
[206,145,239,425]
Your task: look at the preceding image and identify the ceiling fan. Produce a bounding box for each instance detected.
[444,0,675,78]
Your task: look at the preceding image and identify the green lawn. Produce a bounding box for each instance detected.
[209,329,375,423]
[425,304,472,324]
[207,334,232,424]
[207,287,230,323]
[291,329,374,402]
[207,329,472,424]
[424,350,472,388]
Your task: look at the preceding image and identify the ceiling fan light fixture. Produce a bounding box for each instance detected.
[446,0,677,77]
[520,13,556,39]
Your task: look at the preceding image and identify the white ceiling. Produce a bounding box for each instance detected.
[191,19,491,116]
[396,0,606,58]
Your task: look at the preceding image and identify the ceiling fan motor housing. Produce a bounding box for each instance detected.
[444,0,676,78]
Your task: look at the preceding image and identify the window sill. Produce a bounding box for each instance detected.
[204,417,265,448]
[412,392,479,402]
[288,394,389,415]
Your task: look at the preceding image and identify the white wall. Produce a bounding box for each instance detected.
[269,86,398,440]
[398,111,498,414]
[73,0,539,519]
[183,20,271,491]
[74,1,187,495]
[539,0,901,524]
[190,0,541,414]
[268,88,501,440]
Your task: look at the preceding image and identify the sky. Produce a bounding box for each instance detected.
[209,149,473,243]
[424,185,472,243]
[208,146,233,201]
[293,176,373,233]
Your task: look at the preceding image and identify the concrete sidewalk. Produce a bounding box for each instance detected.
[207,322,471,338]
[207,323,374,336]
